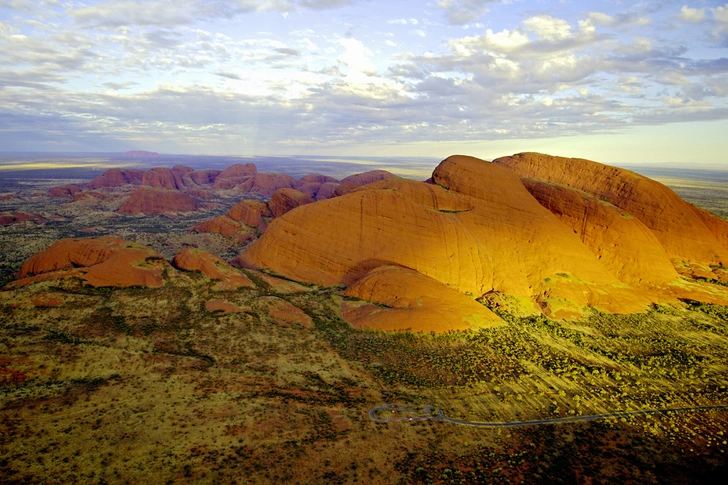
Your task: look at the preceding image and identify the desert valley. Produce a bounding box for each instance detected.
[1,152,728,484]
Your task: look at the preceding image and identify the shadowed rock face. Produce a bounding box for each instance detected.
[226,200,270,228]
[16,237,171,288]
[118,188,199,215]
[492,153,728,275]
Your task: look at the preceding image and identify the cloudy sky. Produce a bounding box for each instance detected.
[1,0,728,164]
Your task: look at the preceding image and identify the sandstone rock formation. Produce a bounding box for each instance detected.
[89,168,144,189]
[521,178,679,287]
[173,247,254,290]
[237,173,297,196]
[0,212,45,225]
[212,163,258,189]
[333,170,396,197]
[68,191,111,205]
[269,188,314,218]
[492,153,728,279]
[190,216,255,243]
[343,266,502,333]
[119,188,199,215]
[298,174,339,185]
[15,237,171,288]
[49,184,82,198]
[315,182,339,201]
[226,200,270,228]
[186,189,213,199]
[186,169,221,186]
[240,156,664,319]
[142,167,186,190]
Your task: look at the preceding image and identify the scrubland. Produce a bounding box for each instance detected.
[1,273,727,484]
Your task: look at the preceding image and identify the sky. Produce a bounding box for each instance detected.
[1,0,728,165]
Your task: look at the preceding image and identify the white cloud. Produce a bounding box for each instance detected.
[436,0,495,26]
[677,5,706,23]
[523,15,572,42]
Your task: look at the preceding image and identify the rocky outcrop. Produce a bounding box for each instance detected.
[190,216,256,243]
[141,167,185,190]
[68,191,111,205]
[15,237,171,288]
[492,153,728,278]
[89,168,144,189]
[226,200,270,228]
[123,150,158,158]
[269,188,314,218]
[186,170,221,186]
[343,266,502,333]
[118,188,199,215]
[297,174,339,185]
[49,184,82,198]
[173,247,254,290]
[315,182,339,201]
[212,163,258,189]
[0,212,45,225]
[186,189,213,199]
[333,170,396,197]
[521,178,679,287]
[240,157,662,319]
[237,173,297,196]
[689,205,728,252]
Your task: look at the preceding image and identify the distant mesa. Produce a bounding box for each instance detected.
[13,237,172,288]
[123,150,158,158]
[118,187,199,215]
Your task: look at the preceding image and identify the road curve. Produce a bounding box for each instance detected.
[368,403,728,428]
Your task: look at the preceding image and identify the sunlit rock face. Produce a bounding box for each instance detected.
[343,265,503,333]
[521,178,679,287]
[15,237,172,288]
[239,157,663,321]
[172,247,254,291]
[118,188,199,215]
[493,152,728,280]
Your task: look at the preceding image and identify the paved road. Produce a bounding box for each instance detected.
[368,403,728,428]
